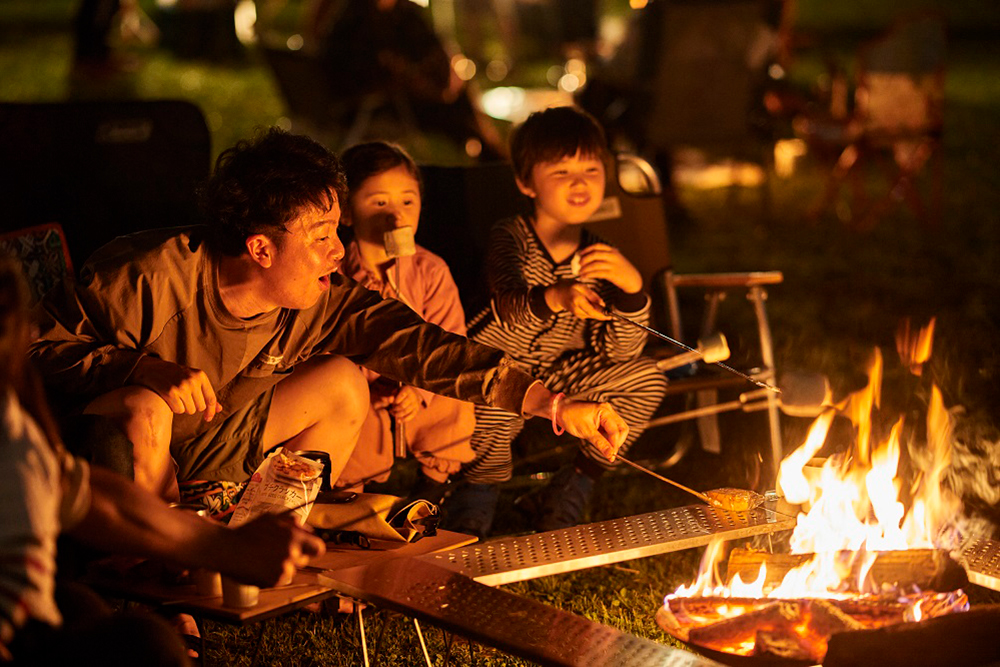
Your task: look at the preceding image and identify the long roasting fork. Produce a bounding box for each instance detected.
[604,308,781,394]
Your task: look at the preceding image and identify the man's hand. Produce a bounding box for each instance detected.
[390,385,422,422]
[130,356,223,421]
[558,400,629,462]
[544,280,610,320]
[576,243,643,295]
[225,513,326,588]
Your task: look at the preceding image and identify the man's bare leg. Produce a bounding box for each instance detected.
[84,386,178,501]
[263,355,369,481]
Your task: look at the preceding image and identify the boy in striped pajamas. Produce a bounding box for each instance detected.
[447,106,670,536]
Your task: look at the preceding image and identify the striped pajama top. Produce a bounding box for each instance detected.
[467,215,651,374]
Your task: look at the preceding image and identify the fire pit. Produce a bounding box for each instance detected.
[657,323,990,664]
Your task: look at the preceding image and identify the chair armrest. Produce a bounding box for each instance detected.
[668,271,784,289]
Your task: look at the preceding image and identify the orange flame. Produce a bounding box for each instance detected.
[670,320,964,603]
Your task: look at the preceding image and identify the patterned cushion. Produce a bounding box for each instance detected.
[0,223,73,303]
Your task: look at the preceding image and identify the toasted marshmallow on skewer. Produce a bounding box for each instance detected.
[383,227,416,258]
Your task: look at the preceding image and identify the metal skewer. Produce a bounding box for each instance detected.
[618,455,799,520]
[616,455,714,505]
[604,308,781,394]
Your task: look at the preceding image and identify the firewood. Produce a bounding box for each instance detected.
[654,604,689,642]
[829,597,910,628]
[688,601,801,653]
[806,598,867,636]
[665,596,769,624]
[754,629,816,661]
[726,547,968,593]
[726,548,811,590]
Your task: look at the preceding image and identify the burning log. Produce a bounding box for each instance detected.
[726,547,968,593]
[657,591,968,663]
[656,597,773,641]
[677,599,865,662]
[686,600,800,654]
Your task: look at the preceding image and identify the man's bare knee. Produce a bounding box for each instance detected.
[285,355,370,424]
[84,387,176,495]
[319,356,370,424]
[85,386,174,444]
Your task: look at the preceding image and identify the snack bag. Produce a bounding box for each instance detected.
[228,448,324,528]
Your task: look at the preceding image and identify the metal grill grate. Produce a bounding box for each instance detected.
[422,505,795,586]
[959,537,1000,592]
[322,558,722,666]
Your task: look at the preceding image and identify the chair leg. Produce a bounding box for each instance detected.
[808,143,860,221]
[695,291,725,454]
[748,285,782,479]
[413,618,433,667]
[358,602,370,667]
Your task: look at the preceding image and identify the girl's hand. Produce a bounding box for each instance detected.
[369,381,398,410]
[390,385,422,422]
[545,280,610,320]
[576,244,643,295]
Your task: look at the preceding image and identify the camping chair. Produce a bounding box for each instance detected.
[0,100,211,269]
[795,13,947,229]
[0,222,73,303]
[418,155,785,475]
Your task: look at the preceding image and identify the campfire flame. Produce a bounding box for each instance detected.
[662,319,971,660]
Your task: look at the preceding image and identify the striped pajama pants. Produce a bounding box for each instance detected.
[462,352,669,484]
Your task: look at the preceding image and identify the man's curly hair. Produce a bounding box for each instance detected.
[199,128,348,256]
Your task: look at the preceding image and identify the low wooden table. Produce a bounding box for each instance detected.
[82,529,477,663]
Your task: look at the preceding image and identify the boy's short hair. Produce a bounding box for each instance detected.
[199,127,347,256]
[508,106,610,185]
[341,141,423,198]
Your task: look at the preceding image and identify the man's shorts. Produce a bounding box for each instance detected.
[170,386,275,483]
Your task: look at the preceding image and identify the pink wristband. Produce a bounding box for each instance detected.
[550,392,566,436]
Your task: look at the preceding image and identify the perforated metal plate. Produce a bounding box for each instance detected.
[959,537,1000,592]
[422,505,796,586]
[321,559,722,667]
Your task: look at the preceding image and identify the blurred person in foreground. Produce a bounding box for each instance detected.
[0,257,325,665]
[28,128,627,505]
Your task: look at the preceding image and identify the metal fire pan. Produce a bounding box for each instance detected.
[320,558,724,667]
[421,505,795,586]
[959,537,1000,592]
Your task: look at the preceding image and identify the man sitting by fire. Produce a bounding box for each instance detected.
[28,128,628,505]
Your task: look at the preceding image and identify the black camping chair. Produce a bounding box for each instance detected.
[0,100,211,269]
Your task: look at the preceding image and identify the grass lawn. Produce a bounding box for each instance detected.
[3,1,1000,664]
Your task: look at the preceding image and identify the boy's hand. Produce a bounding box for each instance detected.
[576,244,643,295]
[390,385,422,422]
[130,356,224,421]
[558,400,629,461]
[545,280,610,320]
